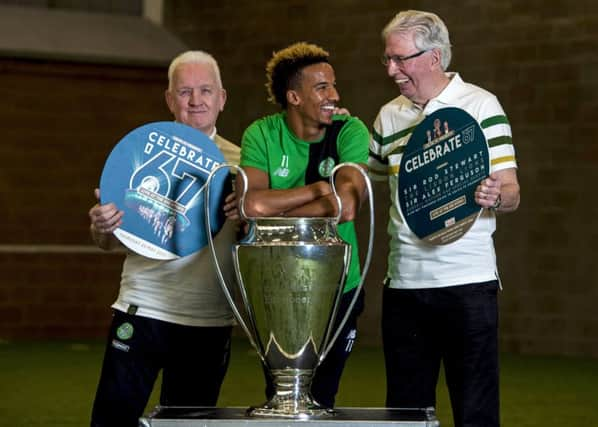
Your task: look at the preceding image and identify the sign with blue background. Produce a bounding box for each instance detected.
[398,107,490,245]
[100,122,228,259]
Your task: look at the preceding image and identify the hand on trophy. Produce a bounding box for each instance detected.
[223,191,240,220]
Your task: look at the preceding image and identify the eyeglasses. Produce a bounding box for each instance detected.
[381,49,430,67]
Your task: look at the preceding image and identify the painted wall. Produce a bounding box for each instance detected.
[158,0,598,357]
[1,1,597,357]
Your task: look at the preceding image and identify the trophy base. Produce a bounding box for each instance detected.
[248,394,334,419]
[246,368,332,418]
[139,406,440,426]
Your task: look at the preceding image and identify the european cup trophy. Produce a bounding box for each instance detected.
[205,163,374,419]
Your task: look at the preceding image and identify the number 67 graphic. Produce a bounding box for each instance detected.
[129,150,208,209]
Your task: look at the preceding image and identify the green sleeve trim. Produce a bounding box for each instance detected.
[481,115,509,128]
[372,125,417,146]
[487,135,512,148]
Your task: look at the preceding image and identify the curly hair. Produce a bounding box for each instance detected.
[265,42,330,108]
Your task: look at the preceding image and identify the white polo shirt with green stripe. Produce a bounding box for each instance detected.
[369,73,517,290]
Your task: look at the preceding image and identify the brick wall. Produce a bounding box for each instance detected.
[0,59,169,339]
[1,1,597,358]
[0,250,124,339]
[162,0,598,357]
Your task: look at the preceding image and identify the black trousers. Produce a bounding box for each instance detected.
[91,310,232,427]
[263,288,364,408]
[382,281,499,427]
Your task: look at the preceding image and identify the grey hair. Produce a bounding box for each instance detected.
[382,10,452,70]
[167,50,223,90]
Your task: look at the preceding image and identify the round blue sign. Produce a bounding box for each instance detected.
[100,121,229,259]
[398,107,490,245]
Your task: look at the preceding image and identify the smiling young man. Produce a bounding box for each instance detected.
[369,10,520,427]
[239,42,369,408]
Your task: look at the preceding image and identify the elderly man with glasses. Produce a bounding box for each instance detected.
[369,10,520,427]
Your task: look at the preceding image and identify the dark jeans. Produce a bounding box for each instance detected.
[91,310,232,427]
[382,281,499,427]
[263,288,364,408]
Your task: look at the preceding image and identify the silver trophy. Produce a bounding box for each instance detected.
[205,163,374,419]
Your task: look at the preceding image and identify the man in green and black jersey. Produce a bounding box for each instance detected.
[239,42,369,408]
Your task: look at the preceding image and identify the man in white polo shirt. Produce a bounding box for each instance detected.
[369,10,520,427]
[88,50,240,427]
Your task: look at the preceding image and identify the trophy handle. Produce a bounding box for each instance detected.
[319,162,375,362]
[204,163,261,355]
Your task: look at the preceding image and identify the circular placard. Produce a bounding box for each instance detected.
[398,107,490,245]
[100,121,229,259]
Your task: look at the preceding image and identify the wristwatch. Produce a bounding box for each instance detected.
[491,194,502,211]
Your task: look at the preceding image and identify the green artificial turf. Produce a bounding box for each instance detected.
[0,337,597,426]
